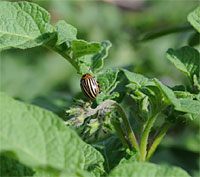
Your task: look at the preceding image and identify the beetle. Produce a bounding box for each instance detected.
[80,73,100,104]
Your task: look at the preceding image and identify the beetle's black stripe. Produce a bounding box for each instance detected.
[87,78,97,98]
[80,74,100,101]
[80,79,88,98]
[81,79,92,99]
[81,78,95,99]
[90,78,98,95]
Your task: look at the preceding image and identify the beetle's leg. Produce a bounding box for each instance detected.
[88,98,93,105]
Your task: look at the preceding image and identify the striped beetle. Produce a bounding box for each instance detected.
[80,73,100,104]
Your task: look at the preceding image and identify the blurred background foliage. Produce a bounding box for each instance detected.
[0,0,199,176]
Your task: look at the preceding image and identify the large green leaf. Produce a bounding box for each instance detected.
[188,6,200,33]
[34,167,94,177]
[109,162,190,177]
[166,46,200,81]
[0,1,55,50]
[60,168,94,177]
[0,93,84,172]
[33,170,57,177]
[0,93,104,174]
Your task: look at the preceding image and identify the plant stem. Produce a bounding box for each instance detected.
[146,122,170,161]
[139,113,158,161]
[111,120,131,149]
[114,103,140,151]
[103,100,139,151]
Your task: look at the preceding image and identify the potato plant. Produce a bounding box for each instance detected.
[0,1,199,177]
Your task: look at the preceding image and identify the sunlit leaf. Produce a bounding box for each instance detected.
[71,40,101,59]
[55,20,77,45]
[166,46,200,81]
[154,79,180,107]
[188,6,200,33]
[175,99,200,115]
[0,93,104,175]
[0,1,55,50]
[109,162,190,177]
[91,40,112,73]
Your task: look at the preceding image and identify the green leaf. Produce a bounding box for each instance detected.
[0,93,84,171]
[60,167,94,177]
[55,20,77,45]
[166,46,200,81]
[140,86,163,112]
[96,69,120,104]
[188,6,200,33]
[0,93,104,174]
[178,113,200,120]
[154,79,180,108]
[87,165,105,177]
[193,74,200,92]
[71,40,101,59]
[0,155,34,176]
[94,136,126,173]
[96,92,120,105]
[109,162,190,177]
[97,69,119,93]
[174,91,197,99]
[0,1,55,50]
[33,170,58,177]
[83,144,104,171]
[122,69,153,88]
[34,167,94,177]
[175,98,200,115]
[91,41,112,73]
[145,86,163,102]
[118,149,137,166]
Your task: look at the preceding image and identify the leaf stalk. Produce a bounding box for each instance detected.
[146,122,170,161]
[139,113,158,161]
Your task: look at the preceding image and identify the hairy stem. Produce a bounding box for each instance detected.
[113,102,140,151]
[146,122,170,161]
[111,120,131,149]
[100,100,139,151]
[139,114,158,161]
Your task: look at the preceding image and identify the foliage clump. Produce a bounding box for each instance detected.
[0,1,199,177]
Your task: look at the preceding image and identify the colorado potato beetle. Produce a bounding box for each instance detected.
[80,73,100,104]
